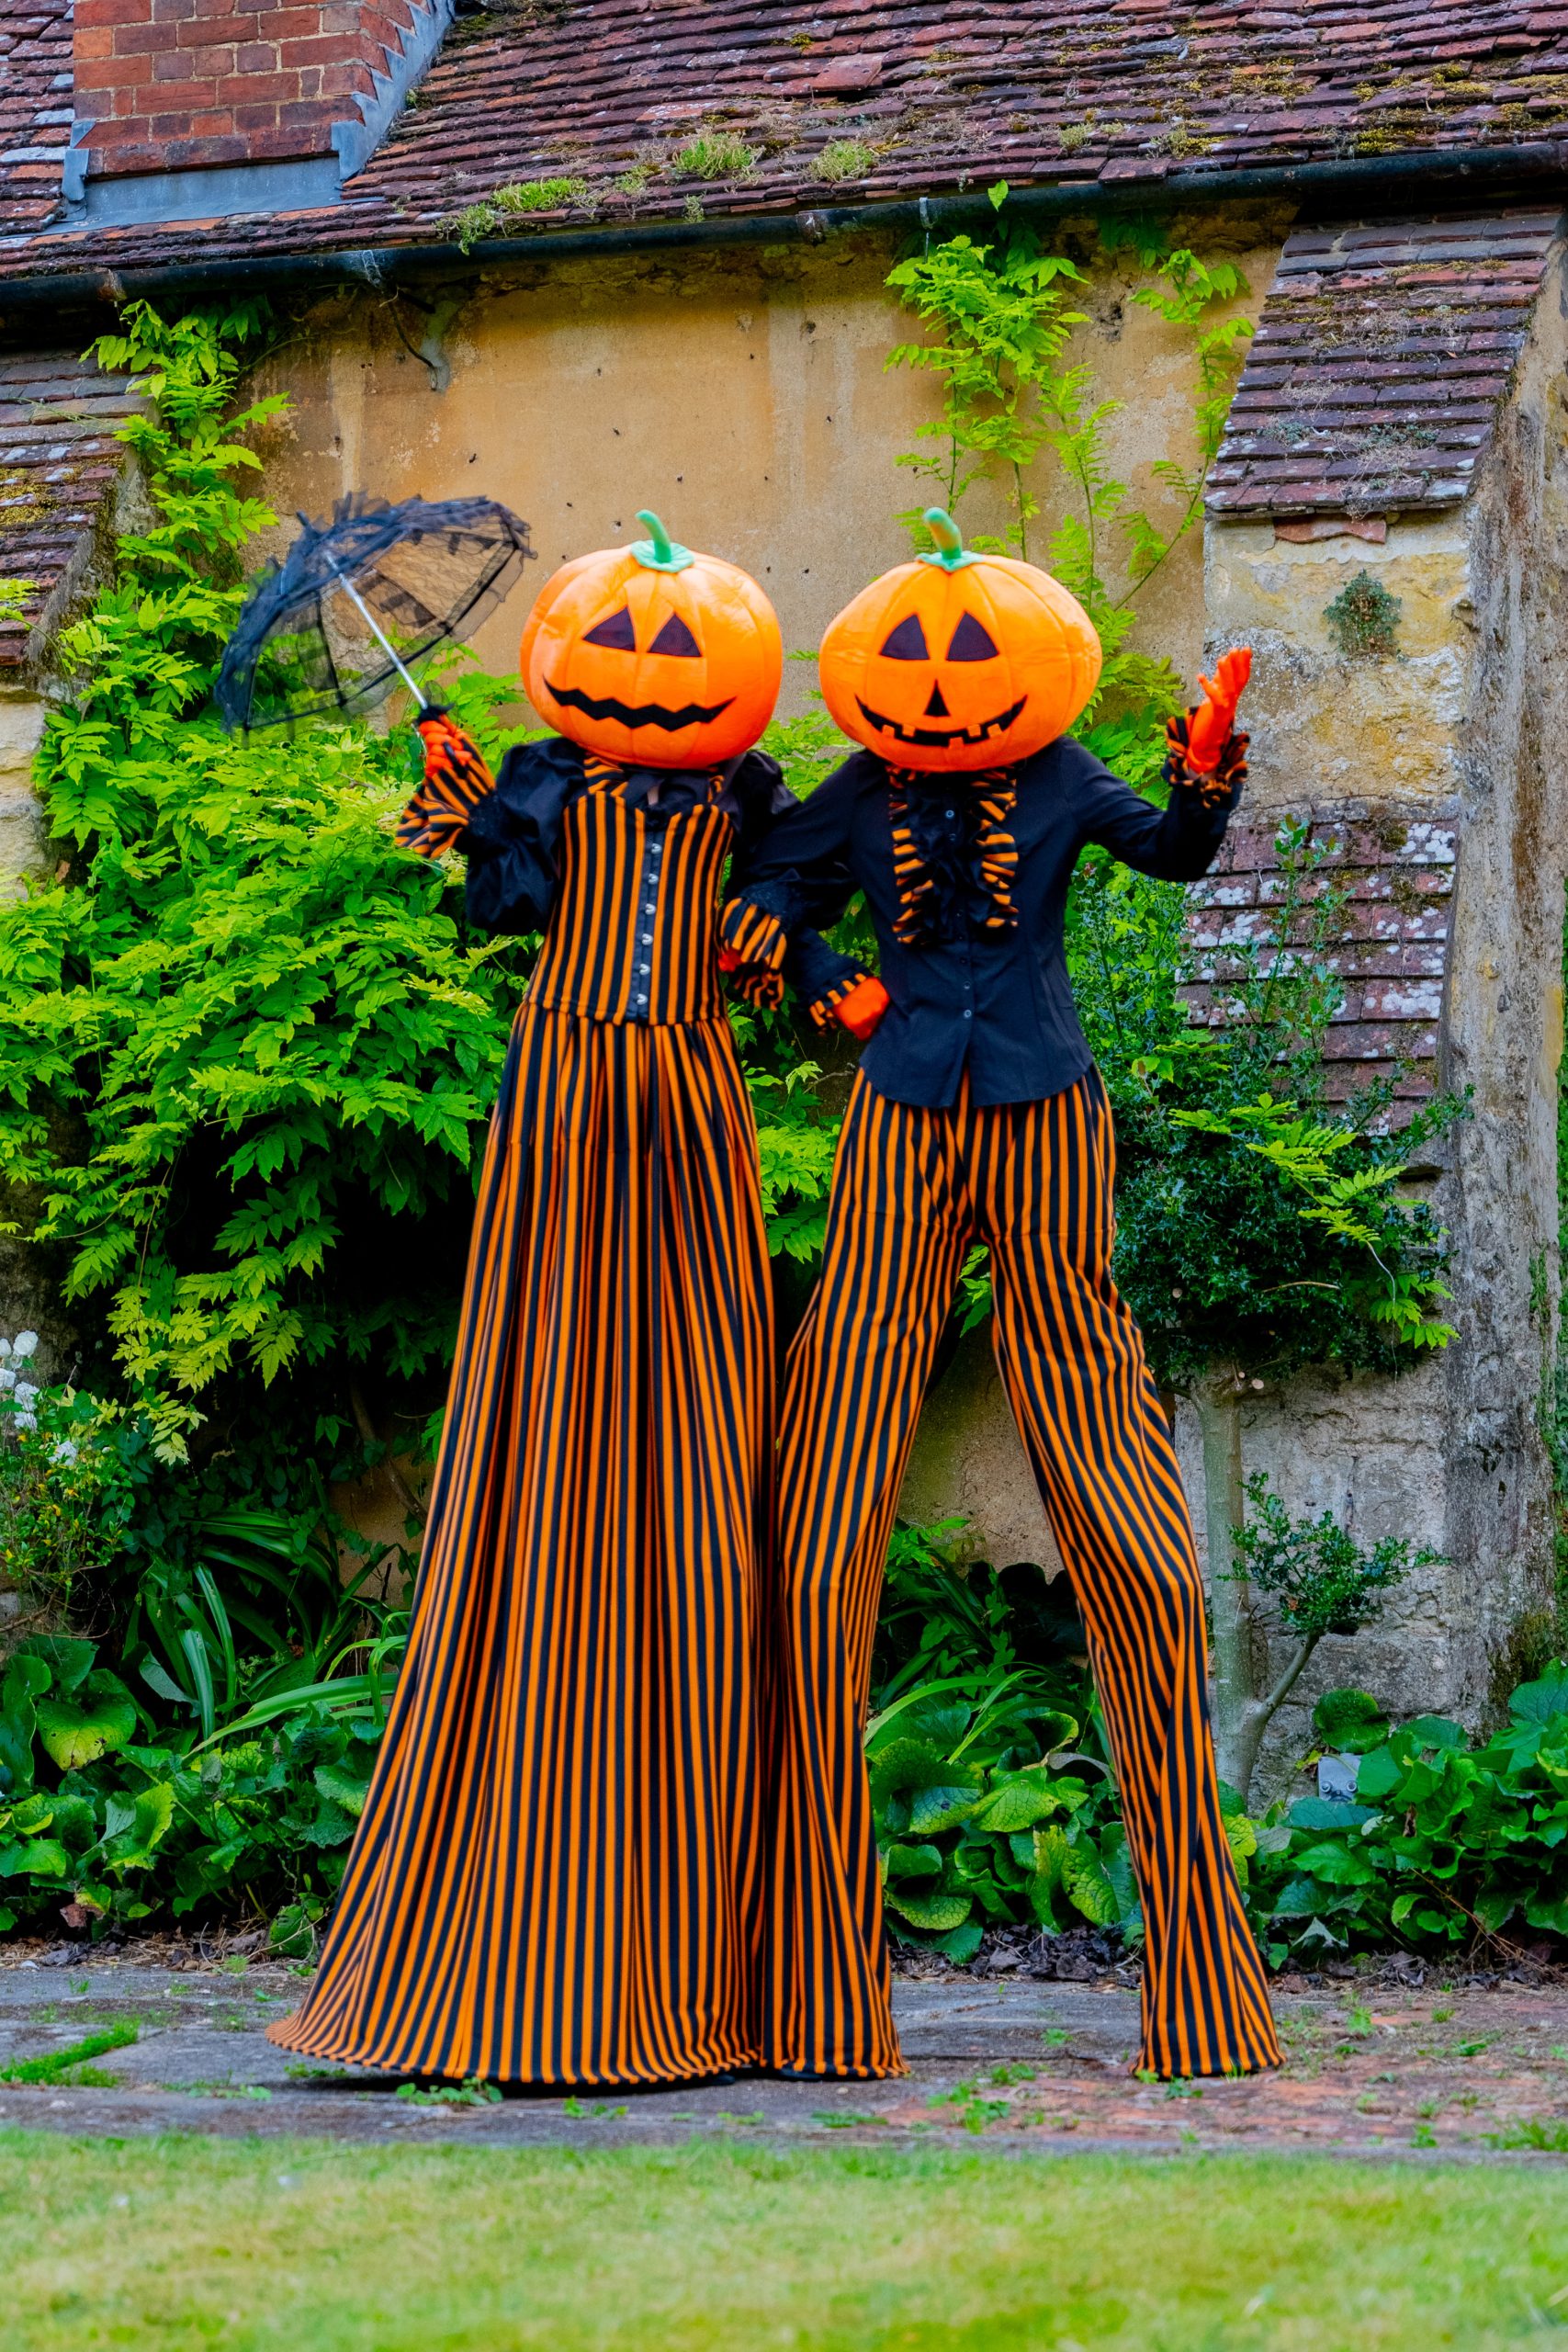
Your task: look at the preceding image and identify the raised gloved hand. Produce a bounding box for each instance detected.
[833,974,890,1042]
[1184,647,1252,775]
[412,708,495,813]
[397,710,498,859]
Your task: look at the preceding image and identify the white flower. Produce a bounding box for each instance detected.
[0,1370,15,1394]
[0,1338,11,1362]
[13,1382,39,1408]
[12,1332,39,1360]
[51,1439,78,1465]
[15,1413,37,1433]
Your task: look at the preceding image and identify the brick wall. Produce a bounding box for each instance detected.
[73,0,434,181]
[1183,811,1456,1122]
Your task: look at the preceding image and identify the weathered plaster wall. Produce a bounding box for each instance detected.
[254,217,1275,712]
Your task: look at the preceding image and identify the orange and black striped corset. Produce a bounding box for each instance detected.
[527,757,735,1026]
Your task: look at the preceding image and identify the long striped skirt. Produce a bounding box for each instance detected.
[768,1067,1280,2082]
[269,1001,773,2086]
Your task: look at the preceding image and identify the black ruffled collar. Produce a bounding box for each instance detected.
[885,765,1020,946]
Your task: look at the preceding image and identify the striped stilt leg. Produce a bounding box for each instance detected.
[768,1065,1280,2083]
[976,1072,1280,2077]
[767,1077,969,2077]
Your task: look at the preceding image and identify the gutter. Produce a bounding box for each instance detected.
[1,141,1563,314]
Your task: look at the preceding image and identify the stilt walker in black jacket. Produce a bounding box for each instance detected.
[726,510,1281,2084]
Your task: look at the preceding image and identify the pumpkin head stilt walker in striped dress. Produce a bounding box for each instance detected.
[269,514,866,2088]
[728,510,1280,2083]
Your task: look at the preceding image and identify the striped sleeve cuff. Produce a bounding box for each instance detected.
[1163,712,1248,812]
[717,894,789,1010]
[805,969,866,1032]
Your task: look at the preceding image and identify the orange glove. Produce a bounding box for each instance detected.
[412,709,494,815]
[1184,647,1252,774]
[834,975,890,1042]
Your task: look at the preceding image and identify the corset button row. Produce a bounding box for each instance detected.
[630,831,664,1019]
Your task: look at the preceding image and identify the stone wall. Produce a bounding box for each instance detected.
[905,226,1568,1772]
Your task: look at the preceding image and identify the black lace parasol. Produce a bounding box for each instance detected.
[215,493,535,731]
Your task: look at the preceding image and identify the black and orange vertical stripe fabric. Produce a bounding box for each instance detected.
[270,763,772,2087]
[769,1066,1281,2083]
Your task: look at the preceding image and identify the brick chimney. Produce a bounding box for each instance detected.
[64,0,452,226]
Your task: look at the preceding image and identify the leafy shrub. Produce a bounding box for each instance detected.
[1324,570,1402,661]
[0,1337,139,1640]
[1232,1476,1435,1645]
[866,1524,1266,1962]
[0,304,540,1463]
[0,1628,381,1935]
[1248,1673,1568,1962]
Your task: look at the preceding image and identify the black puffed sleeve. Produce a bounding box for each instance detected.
[461,736,586,937]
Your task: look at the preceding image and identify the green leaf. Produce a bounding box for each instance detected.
[1063,1841,1119,1928]
[928,1920,985,1963]
[313,1758,372,1818]
[2,1836,70,1880]
[1509,1668,1568,1727]
[1404,1715,1465,1752]
[869,1738,983,1836]
[882,1842,943,1883]
[1355,1746,1406,1802]
[17,1637,95,1697]
[970,1764,1063,1834]
[1288,1839,1378,1886]
[1287,1798,1377,1831]
[103,1781,175,1870]
[884,1888,974,1933]
[34,1674,138,1770]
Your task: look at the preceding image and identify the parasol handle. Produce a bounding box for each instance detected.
[310,519,429,712]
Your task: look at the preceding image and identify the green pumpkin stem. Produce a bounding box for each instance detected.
[632,509,695,572]
[919,506,979,572]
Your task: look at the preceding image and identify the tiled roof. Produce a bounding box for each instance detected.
[0,1,71,243]
[5,2,1568,279]
[1184,807,1456,1114]
[1206,209,1562,518]
[0,350,141,671]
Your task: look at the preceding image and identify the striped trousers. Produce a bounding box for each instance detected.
[768,1068,1280,2081]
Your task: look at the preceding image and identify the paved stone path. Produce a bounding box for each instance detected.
[1,1955,1565,2157]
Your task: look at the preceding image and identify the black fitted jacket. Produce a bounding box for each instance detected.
[730,734,1237,1110]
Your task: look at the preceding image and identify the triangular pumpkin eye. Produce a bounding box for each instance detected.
[879,614,931,661]
[583,605,637,650]
[947,612,998,662]
[649,612,701,658]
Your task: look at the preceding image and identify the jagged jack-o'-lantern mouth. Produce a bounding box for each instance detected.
[546,683,735,731]
[855,694,1027,751]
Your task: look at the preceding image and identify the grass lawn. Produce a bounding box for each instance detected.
[4,2131,1567,2350]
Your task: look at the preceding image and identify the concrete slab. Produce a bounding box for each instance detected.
[0,1953,1564,2160]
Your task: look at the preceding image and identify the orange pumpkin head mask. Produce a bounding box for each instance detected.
[520,512,783,770]
[818,509,1102,774]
